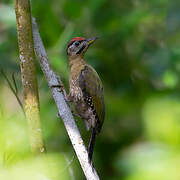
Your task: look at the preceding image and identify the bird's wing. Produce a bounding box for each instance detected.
[79,65,105,133]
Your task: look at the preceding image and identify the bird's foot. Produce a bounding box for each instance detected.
[50,83,66,94]
[65,94,73,102]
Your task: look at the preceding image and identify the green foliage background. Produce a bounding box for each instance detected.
[0,0,180,179]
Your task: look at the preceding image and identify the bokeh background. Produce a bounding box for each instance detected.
[0,0,180,179]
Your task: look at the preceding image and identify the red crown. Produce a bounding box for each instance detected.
[71,37,85,41]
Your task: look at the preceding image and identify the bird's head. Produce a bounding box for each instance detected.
[66,37,98,58]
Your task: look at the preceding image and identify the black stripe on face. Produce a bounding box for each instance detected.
[67,40,84,48]
[76,45,86,54]
[67,41,74,48]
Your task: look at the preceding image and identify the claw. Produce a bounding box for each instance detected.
[56,113,60,118]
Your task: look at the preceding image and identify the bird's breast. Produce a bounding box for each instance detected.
[69,83,83,102]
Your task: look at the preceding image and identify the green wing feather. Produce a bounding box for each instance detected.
[79,65,105,133]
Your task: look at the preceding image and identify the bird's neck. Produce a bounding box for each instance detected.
[69,56,87,68]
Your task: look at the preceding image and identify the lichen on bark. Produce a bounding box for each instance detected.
[15,0,45,154]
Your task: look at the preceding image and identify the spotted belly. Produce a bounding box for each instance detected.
[69,80,96,131]
[74,101,96,131]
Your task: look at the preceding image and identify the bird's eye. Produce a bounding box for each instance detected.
[75,41,80,46]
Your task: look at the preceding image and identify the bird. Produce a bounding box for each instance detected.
[66,36,105,162]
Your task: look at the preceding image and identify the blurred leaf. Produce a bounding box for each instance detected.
[163,70,178,88]
[0,5,16,27]
[142,96,180,146]
[118,143,180,180]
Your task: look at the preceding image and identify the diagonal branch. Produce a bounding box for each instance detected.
[32,17,100,180]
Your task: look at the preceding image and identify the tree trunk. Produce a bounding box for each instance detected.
[14,0,45,154]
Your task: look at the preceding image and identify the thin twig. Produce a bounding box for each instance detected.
[1,70,25,115]
[12,72,18,93]
[63,154,75,180]
[32,17,100,180]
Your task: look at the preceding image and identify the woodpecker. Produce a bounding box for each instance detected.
[66,37,105,162]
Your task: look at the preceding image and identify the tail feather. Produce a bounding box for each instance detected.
[88,128,96,162]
